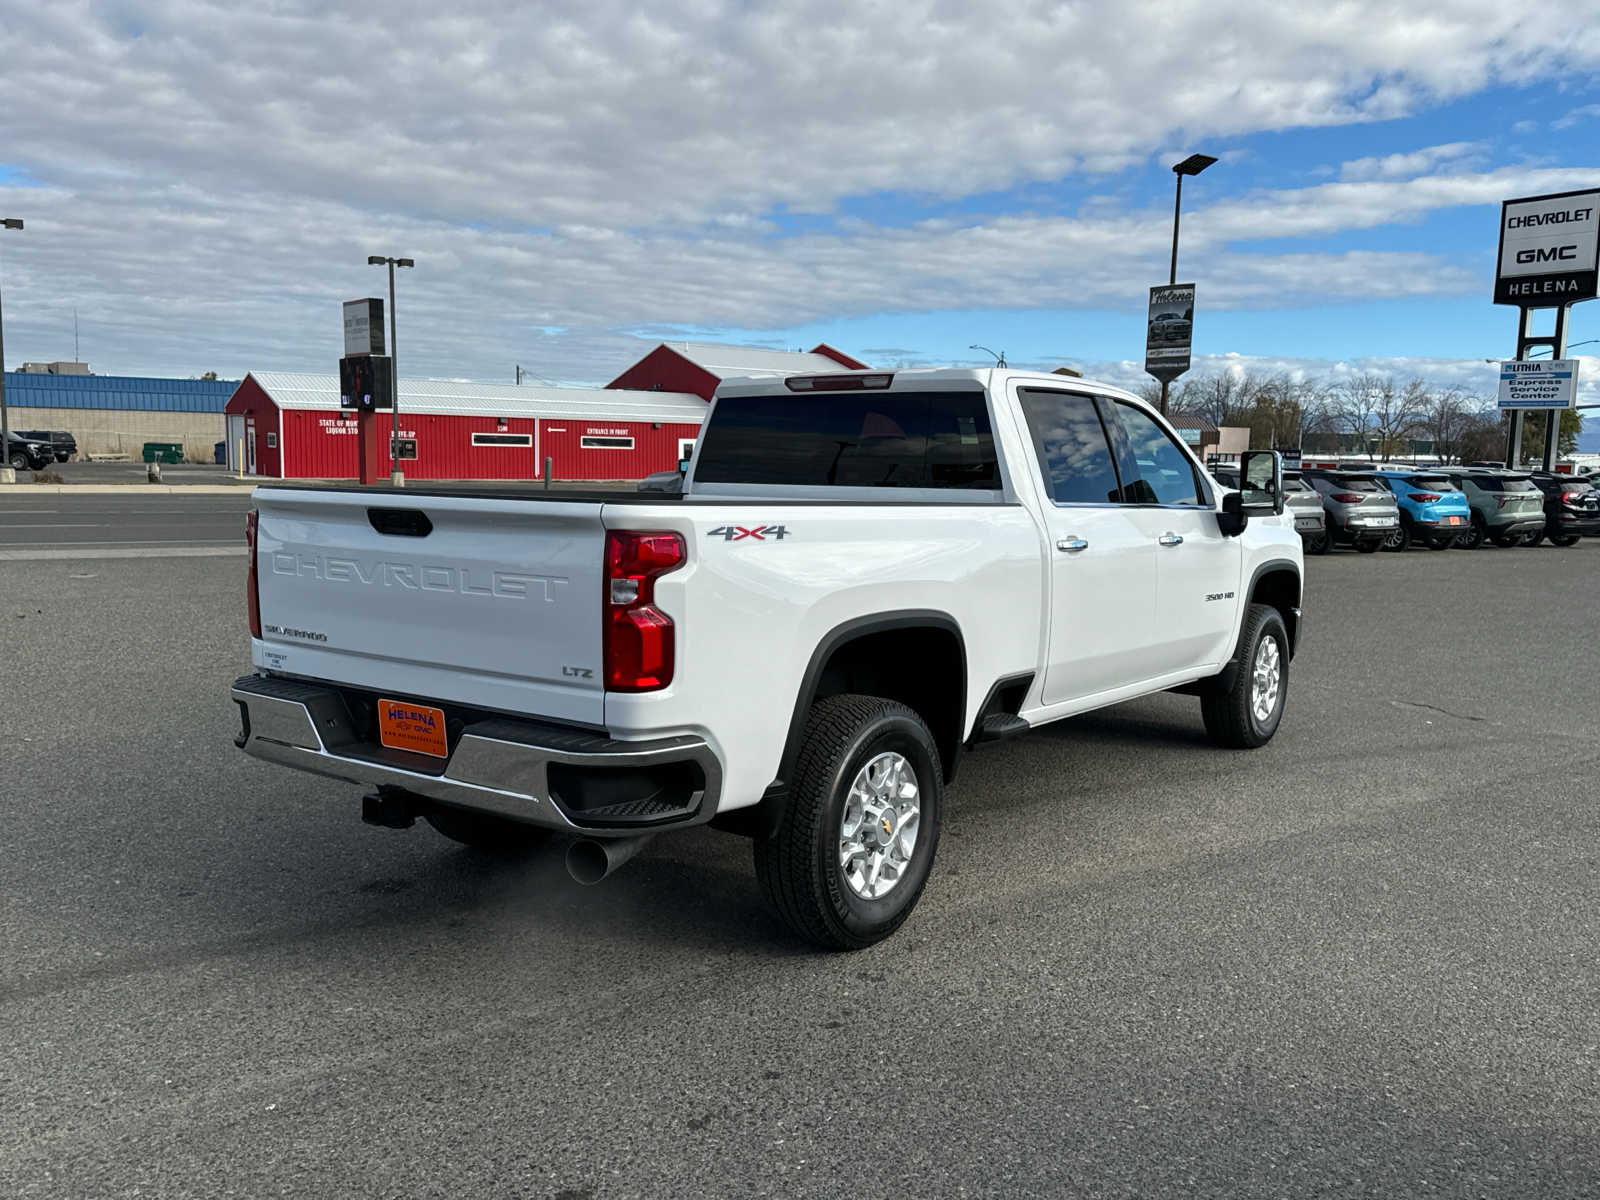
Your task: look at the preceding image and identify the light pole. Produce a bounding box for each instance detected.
[970,344,1006,367]
[1159,153,1217,415]
[368,255,413,486]
[0,218,23,484]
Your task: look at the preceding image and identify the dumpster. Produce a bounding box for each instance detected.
[142,442,184,464]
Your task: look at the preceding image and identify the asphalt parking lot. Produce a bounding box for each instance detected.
[2,532,1598,1197]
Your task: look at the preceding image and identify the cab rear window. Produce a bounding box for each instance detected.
[694,390,999,489]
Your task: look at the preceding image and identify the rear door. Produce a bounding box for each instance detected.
[1015,387,1162,704]
[253,488,608,725]
[1101,398,1242,675]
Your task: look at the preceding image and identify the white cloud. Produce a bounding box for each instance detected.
[1553,104,1600,130]
[0,2,1597,381]
[1338,142,1486,181]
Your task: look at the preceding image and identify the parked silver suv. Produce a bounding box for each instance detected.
[1300,470,1398,553]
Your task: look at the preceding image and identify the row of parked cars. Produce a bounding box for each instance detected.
[4,428,76,470]
[1211,462,1600,554]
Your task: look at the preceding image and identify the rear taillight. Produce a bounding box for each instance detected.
[245,510,262,638]
[1407,492,1441,503]
[1562,491,1584,503]
[1331,492,1364,503]
[1494,495,1510,508]
[604,530,686,692]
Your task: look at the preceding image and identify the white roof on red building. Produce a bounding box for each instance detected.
[656,342,856,377]
[246,372,707,422]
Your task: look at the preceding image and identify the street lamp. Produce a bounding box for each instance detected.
[1159,153,1217,415]
[368,255,414,486]
[0,217,23,484]
[970,344,1006,367]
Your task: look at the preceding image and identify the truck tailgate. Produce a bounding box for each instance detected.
[253,488,606,727]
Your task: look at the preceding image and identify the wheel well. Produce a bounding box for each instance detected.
[1250,568,1300,656]
[810,625,966,780]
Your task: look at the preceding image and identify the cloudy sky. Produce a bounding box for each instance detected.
[2,1,1600,444]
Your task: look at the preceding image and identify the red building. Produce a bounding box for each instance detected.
[606,341,868,399]
[224,372,706,481]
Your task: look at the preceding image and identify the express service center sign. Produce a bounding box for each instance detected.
[1497,359,1579,410]
[1495,189,1600,306]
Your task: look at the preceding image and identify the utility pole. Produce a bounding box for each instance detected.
[367,255,413,486]
[0,218,23,483]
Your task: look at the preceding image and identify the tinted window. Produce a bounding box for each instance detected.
[694,390,999,489]
[1017,389,1121,504]
[1466,475,1536,492]
[1405,475,1457,491]
[1107,402,1206,505]
[1323,475,1382,493]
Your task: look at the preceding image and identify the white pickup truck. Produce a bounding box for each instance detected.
[233,368,1302,949]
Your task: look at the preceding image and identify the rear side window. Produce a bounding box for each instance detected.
[1017,389,1122,504]
[1105,401,1207,506]
[693,390,999,489]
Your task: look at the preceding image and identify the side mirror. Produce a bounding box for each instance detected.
[1218,490,1247,537]
[1240,450,1284,515]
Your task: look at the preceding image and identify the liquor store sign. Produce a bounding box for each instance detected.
[1495,189,1599,306]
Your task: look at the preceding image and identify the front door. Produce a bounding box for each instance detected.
[1015,387,1164,705]
[245,420,257,475]
[1100,398,1241,674]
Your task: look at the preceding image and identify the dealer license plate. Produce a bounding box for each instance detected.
[1361,516,1396,527]
[1441,515,1465,526]
[377,698,449,758]
[1295,517,1321,531]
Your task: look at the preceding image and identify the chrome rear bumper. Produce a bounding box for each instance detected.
[231,673,721,835]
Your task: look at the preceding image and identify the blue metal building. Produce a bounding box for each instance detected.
[1,371,240,459]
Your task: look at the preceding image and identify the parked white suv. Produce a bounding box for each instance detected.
[233,368,1303,949]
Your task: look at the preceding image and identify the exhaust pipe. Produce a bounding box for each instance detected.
[565,834,655,885]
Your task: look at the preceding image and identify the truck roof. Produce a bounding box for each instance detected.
[712,366,1143,402]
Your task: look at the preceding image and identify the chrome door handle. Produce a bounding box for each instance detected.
[1158,533,1184,547]
[1056,537,1089,553]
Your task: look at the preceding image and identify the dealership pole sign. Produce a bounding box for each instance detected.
[1497,359,1579,410]
[1494,189,1599,306]
[343,298,386,356]
[1144,283,1195,382]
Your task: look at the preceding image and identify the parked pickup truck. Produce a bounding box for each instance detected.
[233,368,1304,949]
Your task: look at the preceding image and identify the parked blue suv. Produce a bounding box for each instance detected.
[1371,470,1473,551]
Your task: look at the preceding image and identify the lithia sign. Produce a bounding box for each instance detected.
[1494,189,1599,306]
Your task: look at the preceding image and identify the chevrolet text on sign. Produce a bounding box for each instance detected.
[1495,189,1600,306]
[1497,359,1579,410]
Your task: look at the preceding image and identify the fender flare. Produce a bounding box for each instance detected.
[743,609,966,840]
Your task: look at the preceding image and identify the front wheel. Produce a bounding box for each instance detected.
[7,452,27,471]
[1201,604,1289,750]
[754,695,943,951]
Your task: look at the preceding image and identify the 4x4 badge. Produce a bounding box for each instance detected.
[708,525,789,541]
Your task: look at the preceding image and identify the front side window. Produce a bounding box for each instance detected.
[1106,402,1207,506]
[1017,389,1121,504]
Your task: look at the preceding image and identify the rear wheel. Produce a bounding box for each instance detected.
[1303,528,1331,555]
[754,695,943,950]
[423,806,551,853]
[1353,538,1380,554]
[1456,516,1486,550]
[1550,533,1581,547]
[1382,522,1411,552]
[1201,604,1289,750]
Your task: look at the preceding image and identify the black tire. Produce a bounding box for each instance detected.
[1520,531,1542,546]
[1201,604,1289,750]
[1353,538,1380,554]
[754,695,943,951]
[7,452,27,471]
[423,806,551,853]
[1303,528,1331,555]
[1382,521,1412,552]
[1550,533,1581,547]
[1456,516,1486,550]
[54,453,69,464]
